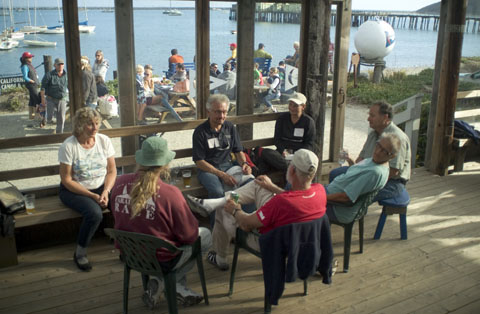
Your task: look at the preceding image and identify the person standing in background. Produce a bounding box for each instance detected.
[92,50,109,81]
[40,58,68,134]
[81,56,98,109]
[20,51,40,122]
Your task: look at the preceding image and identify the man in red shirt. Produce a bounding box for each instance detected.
[168,48,184,65]
[187,149,326,270]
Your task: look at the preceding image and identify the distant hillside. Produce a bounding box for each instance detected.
[418,0,480,16]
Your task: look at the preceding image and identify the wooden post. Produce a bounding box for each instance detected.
[298,0,308,92]
[427,0,467,175]
[195,0,210,119]
[303,0,330,180]
[114,0,137,170]
[236,0,255,141]
[425,0,447,168]
[329,0,352,162]
[62,0,83,114]
[43,55,52,73]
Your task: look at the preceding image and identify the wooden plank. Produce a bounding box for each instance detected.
[454,108,480,119]
[329,0,352,162]
[0,113,281,150]
[114,0,137,171]
[425,0,448,169]
[427,0,468,175]
[236,0,255,141]
[195,0,210,119]
[304,0,330,181]
[456,89,480,99]
[62,0,83,115]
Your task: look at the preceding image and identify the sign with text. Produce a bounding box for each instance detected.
[0,75,25,94]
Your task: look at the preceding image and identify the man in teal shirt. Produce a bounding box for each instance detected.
[331,101,411,202]
[326,133,400,224]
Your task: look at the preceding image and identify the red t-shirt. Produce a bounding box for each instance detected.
[169,55,184,64]
[255,183,327,234]
[111,173,198,262]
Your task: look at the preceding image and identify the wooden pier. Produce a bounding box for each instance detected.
[229,6,480,33]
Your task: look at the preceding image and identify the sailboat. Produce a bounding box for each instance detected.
[0,0,24,40]
[78,0,95,33]
[20,0,46,34]
[24,0,57,47]
[163,1,183,16]
[43,0,64,34]
[0,0,20,49]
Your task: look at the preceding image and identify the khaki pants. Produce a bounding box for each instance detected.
[212,180,274,258]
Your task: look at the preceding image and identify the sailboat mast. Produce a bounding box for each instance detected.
[27,0,32,26]
[57,0,61,23]
[84,0,88,21]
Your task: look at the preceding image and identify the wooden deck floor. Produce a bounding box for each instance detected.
[1,163,480,314]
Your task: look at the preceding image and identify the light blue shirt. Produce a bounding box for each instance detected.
[327,158,389,223]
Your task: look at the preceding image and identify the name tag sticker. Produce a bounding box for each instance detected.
[208,137,221,148]
[294,128,304,137]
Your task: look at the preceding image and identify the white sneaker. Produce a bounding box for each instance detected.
[271,106,278,113]
[186,195,212,217]
[176,285,203,307]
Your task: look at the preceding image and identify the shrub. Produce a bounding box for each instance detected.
[106,79,119,98]
[7,95,22,111]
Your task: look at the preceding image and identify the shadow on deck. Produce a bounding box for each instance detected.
[1,163,480,314]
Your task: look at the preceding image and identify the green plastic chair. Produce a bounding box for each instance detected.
[328,189,379,273]
[104,228,209,314]
[228,228,308,314]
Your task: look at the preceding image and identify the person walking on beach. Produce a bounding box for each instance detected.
[20,51,40,122]
[81,56,98,109]
[40,58,68,134]
[92,50,109,81]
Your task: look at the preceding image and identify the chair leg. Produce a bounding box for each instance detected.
[141,273,149,291]
[359,217,364,254]
[196,253,209,305]
[164,272,178,314]
[303,279,308,296]
[374,209,387,240]
[264,291,272,313]
[400,212,408,240]
[228,241,241,296]
[123,266,131,314]
[343,223,353,273]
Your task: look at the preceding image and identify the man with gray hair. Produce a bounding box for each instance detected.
[326,132,401,224]
[187,149,327,269]
[332,101,411,202]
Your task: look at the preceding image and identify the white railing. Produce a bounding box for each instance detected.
[392,93,424,168]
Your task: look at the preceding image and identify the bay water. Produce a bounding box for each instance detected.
[1,8,479,81]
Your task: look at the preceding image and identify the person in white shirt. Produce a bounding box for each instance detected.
[58,107,117,271]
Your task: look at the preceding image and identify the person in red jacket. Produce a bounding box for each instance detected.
[110,136,212,309]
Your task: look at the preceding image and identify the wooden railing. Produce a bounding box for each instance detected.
[392,93,424,168]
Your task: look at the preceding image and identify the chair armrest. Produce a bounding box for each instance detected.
[327,200,354,207]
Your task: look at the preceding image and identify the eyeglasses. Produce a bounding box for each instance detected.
[375,141,393,156]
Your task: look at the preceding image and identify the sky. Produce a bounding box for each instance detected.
[5,1,440,12]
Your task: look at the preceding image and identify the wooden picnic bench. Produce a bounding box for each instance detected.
[451,90,480,171]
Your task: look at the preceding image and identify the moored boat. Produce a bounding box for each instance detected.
[0,38,19,50]
[24,39,57,47]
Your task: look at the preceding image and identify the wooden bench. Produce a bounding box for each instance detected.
[451,105,480,172]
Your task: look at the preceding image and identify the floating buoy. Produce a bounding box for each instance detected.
[354,19,395,60]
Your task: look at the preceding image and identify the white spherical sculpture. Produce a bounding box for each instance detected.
[354,20,395,60]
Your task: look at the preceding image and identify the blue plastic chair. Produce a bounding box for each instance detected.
[373,188,410,240]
